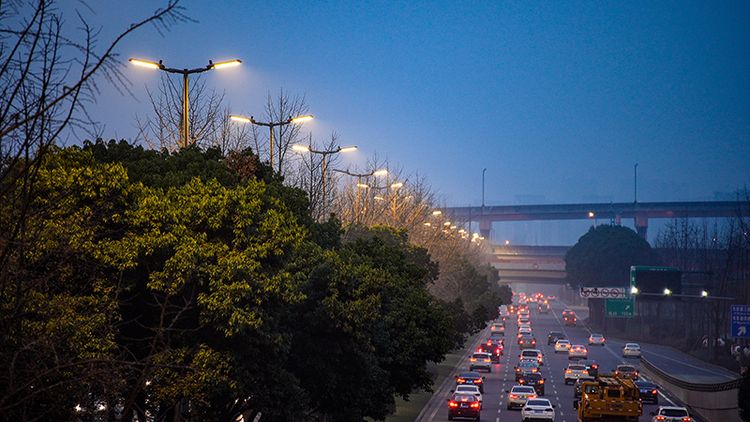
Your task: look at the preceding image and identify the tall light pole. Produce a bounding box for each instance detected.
[482,168,487,207]
[634,163,639,203]
[292,144,357,216]
[230,114,313,171]
[130,58,241,148]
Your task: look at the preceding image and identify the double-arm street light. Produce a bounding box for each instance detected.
[130,58,241,148]
[292,144,357,213]
[332,168,388,188]
[230,114,313,171]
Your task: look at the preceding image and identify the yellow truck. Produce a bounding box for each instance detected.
[572,374,642,422]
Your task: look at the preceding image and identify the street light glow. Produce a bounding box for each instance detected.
[291,115,313,123]
[664,288,672,295]
[129,58,160,69]
[373,169,388,176]
[432,210,442,216]
[212,59,242,69]
[390,182,403,188]
[292,145,310,152]
[701,290,709,297]
[230,115,252,123]
[631,286,639,294]
[339,146,358,153]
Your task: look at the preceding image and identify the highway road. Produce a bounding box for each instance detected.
[417,299,719,422]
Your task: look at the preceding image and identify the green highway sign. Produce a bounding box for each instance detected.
[606,297,634,318]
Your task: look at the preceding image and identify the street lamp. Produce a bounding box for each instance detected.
[292,144,357,214]
[332,168,388,188]
[230,114,313,171]
[130,58,241,148]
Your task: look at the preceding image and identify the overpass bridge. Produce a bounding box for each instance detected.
[447,201,748,240]
[487,245,569,285]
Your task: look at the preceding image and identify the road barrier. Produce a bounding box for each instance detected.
[640,357,742,422]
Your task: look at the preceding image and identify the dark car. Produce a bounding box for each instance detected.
[573,378,584,398]
[447,393,481,421]
[578,359,599,378]
[478,339,504,362]
[518,372,546,395]
[455,371,485,393]
[634,380,659,404]
[518,334,537,349]
[547,331,565,345]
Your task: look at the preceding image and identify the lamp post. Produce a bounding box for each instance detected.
[130,58,241,148]
[332,168,388,223]
[292,144,356,215]
[482,168,487,207]
[230,114,313,171]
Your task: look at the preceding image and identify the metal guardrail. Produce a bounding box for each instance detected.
[640,357,742,392]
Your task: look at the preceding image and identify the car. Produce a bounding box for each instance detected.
[521,398,556,421]
[519,348,545,365]
[489,331,504,341]
[538,303,550,313]
[518,326,533,336]
[564,363,591,384]
[506,385,538,410]
[518,316,531,325]
[588,333,606,346]
[615,364,638,380]
[562,308,574,317]
[649,406,692,422]
[469,352,492,372]
[478,339,503,362]
[491,322,505,335]
[518,334,537,349]
[568,344,588,359]
[577,359,599,378]
[515,360,540,381]
[455,371,485,393]
[547,331,565,345]
[518,372,546,395]
[564,313,577,326]
[452,385,483,407]
[573,378,584,398]
[623,343,642,358]
[554,339,572,353]
[447,393,481,420]
[634,380,659,404]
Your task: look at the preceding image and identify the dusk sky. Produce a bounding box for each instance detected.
[71,0,749,242]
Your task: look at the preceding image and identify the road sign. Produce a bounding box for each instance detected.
[606,298,635,317]
[731,305,750,338]
[579,286,628,299]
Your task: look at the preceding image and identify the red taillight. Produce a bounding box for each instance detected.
[473,379,482,384]
[531,341,536,345]
[519,379,525,383]
[582,370,588,375]
[449,401,459,408]
[457,378,466,383]
[532,368,538,372]
[508,394,519,399]
[566,369,572,374]
[634,372,638,377]
[486,341,492,346]
[529,394,537,399]
[539,380,544,384]
[651,389,657,394]
[655,417,666,421]
[495,348,502,354]
[682,418,691,422]
[582,348,588,353]
[470,402,480,409]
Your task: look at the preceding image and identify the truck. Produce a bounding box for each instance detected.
[572,374,642,422]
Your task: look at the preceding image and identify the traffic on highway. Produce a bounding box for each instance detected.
[419,293,709,422]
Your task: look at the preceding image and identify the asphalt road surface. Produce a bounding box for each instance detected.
[417,299,721,422]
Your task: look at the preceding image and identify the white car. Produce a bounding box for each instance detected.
[564,363,591,384]
[622,343,642,358]
[506,385,537,410]
[588,333,605,346]
[554,339,572,353]
[650,406,691,422]
[568,344,588,359]
[521,398,556,422]
[520,349,545,365]
[453,385,483,407]
[469,352,492,372]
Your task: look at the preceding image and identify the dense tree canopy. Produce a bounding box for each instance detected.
[565,224,661,288]
[1,141,460,422]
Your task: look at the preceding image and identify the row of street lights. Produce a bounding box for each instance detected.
[130,57,406,213]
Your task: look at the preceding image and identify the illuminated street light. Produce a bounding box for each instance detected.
[664,288,672,295]
[701,290,709,297]
[130,58,241,148]
[332,168,388,188]
[631,286,639,294]
[230,114,313,171]
[292,144,357,214]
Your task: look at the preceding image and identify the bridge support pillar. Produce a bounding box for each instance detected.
[635,212,648,241]
[478,217,491,239]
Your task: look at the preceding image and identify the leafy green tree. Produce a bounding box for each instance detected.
[565,224,661,288]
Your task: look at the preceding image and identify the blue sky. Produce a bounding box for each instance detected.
[78,0,749,217]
